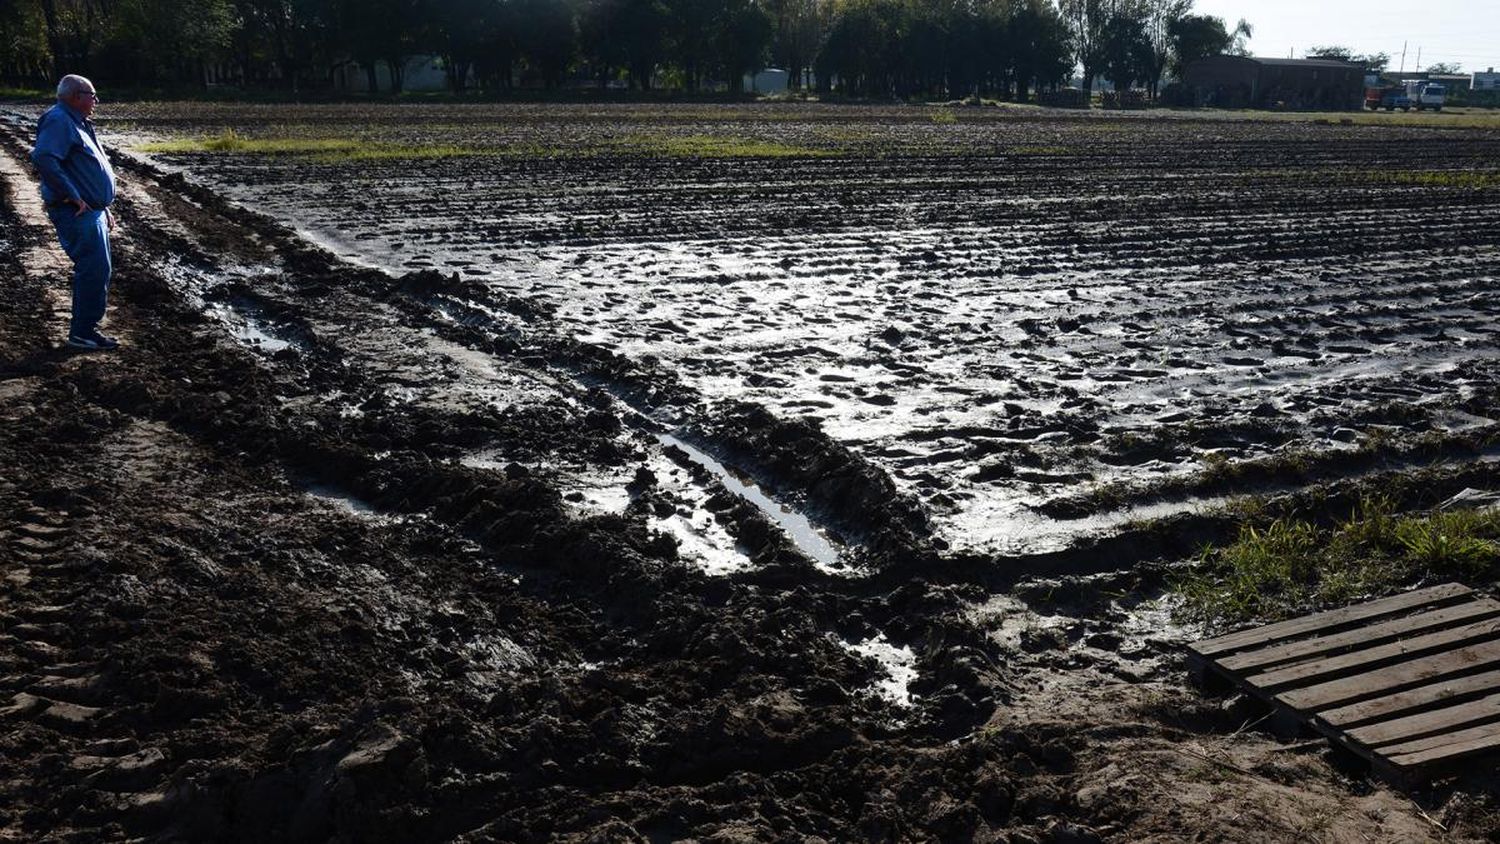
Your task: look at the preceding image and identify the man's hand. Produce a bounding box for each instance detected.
[66,197,92,217]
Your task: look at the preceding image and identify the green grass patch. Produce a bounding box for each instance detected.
[1375,169,1500,189]
[1175,496,1500,629]
[137,126,834,162]
[1264,165,1500,190]
[136,128,496,161]
[0,86,50,100]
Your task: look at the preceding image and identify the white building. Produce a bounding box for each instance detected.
[744,69,789,95]
[333,56,468,93]
[1473,69,1500,91]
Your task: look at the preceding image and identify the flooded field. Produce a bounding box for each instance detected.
[3,102,1499,841]
[110,103,1500,557]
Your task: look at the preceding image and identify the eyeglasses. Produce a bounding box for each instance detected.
[75,91,99,101]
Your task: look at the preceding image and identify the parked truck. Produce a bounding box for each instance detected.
[1365,86,1412,111]
[1404,80,1446,111]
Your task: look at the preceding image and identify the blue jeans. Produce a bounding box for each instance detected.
[47,207,112,337]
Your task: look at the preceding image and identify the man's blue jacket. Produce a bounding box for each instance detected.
[31,101,117,209]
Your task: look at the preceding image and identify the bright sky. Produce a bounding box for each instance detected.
[1192,0,1500,74]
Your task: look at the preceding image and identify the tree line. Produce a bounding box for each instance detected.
[0,0,1252,100]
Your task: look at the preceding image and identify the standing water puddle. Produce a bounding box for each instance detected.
[206,302,293,353]
[656,433,845,573]
[843,634,919,707]
[300,481,401,522]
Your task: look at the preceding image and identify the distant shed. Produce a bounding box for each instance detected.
[1184,56,1365,110]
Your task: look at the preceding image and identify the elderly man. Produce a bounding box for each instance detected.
[31,74,118,351]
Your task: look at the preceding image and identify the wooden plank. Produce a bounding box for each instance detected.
[1384,729,1500,777]
[1345,692,1500,748]
[1188,583,1472,658]
[1280,639,1500,713]
[1187,585,1500,787]
[1380,721,1500,767]
[1319,668,1500,729]
[1248,617,1500,693]
[1219,599,1500,674]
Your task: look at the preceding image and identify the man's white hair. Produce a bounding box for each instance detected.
[56,74,93,99]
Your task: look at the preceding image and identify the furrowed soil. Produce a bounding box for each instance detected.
[0,101,1497,842]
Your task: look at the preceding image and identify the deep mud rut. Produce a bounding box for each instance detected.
[0,104,1497,841]
[98,103,1500,558]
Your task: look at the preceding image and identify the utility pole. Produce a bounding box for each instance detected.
[1400,41,1407,73]
[1416,46,1422,71]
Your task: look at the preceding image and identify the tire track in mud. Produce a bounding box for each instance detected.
[111,109,1500,559]
[0,118,1038,840]
[91,130,940,577]
[85,136,1223,586]
[0,172,181,832]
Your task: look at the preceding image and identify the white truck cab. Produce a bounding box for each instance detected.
[1404,80,1447,111]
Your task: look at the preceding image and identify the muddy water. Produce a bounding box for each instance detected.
[657,433,843,571]
[108,110,1500,558]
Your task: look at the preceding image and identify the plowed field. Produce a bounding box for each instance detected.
[2,101,1498,841]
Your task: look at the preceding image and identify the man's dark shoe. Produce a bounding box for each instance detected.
[65,330,119,351]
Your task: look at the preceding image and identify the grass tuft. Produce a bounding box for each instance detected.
[1377,170,1500,189]
[0,86,50,99]
[137,129,492,161]
[1176,495,1500,628]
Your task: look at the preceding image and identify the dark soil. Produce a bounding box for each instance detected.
[1,105,1497,842]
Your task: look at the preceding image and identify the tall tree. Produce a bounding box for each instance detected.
[767,0,826,90]
[1009,0,1074,100]
[1226,16,1250,56]
[1139,0,1187,98]
[665,0,716,90]
[1165,12,1227,77]
[581,0,667,89]
[900,0,947,97]
[715,0,772,93]
[1099,3,1148,92]
[330,0,422,92]
[1059,0,1106,92]
[476,0,520,88]
[0,0,52,85]
[106,0,235,85]
[36,0,108,78]
[432,0,496,92]
[816,0,905,98]
[233,0,330,92]
[516,0,575,88]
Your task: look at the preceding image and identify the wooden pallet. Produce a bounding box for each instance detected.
[1187,583,1500,787]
